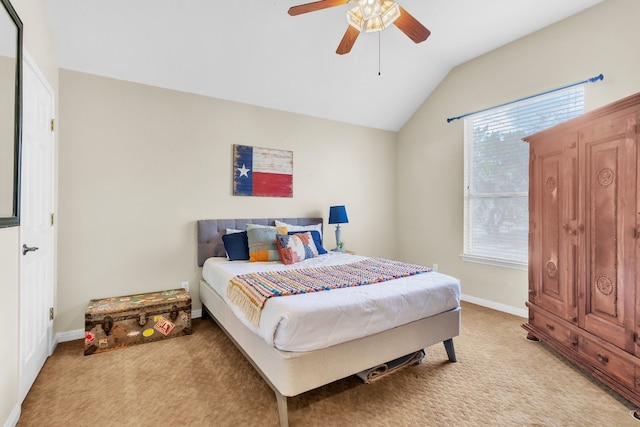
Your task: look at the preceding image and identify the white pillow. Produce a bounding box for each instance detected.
[275,220,322,239]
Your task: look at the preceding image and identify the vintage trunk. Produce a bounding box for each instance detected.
[85,288,192,355]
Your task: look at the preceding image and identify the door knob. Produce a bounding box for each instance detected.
[22,244,39,255]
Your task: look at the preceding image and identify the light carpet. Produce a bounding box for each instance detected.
[17,302,638,426]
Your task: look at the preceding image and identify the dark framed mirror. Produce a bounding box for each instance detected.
[0,0,22,228]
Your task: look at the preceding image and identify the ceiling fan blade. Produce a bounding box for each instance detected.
[336,25,360,55]
[288,0,350,16]
[394,6,431,44]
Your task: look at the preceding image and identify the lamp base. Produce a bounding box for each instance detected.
[334,224,343,252]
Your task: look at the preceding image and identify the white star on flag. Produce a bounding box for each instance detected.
[238,164,250,178]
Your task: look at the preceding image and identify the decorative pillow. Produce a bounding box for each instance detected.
[225,228,243,235]
[222,231,249,261]
[289,230,327,255]
[276,232,319,265]
[246,224,280,262]
[275,221,323,242]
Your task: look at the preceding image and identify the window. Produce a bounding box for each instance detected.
[462,87,585,269]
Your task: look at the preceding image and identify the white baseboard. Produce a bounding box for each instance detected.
[3,404,20,427]
[56,329,83,343]
[461,294,527,318]
[55,301,524,342]
[56,309,203,343]
[56,302,525,343]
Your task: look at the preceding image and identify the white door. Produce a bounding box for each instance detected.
[19,52,55,402]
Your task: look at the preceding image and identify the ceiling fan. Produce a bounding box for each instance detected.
[288,0,431,55]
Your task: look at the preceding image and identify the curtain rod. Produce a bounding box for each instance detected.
[446,73,604,123]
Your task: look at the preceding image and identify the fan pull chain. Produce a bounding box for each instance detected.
[378,32,381,76]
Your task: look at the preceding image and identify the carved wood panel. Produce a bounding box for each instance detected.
[541,155,560,297]
[590,145,618,318]
[580,110,637,353]
[529,134,577,320]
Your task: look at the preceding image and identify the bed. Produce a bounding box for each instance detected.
[197,218,461,427]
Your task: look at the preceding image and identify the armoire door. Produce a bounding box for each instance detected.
[578,108,637,354]
[529,133,578,321]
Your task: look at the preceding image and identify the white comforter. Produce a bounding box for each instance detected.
[202,252,460,352]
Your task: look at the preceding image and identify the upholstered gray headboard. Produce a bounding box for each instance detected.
[197,218,323,267]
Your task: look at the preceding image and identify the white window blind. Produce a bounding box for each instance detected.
[462,86,585,269]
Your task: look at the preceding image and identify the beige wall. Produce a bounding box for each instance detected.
[397,0,640,313]
[1,0,57,425]
[5,2,637,425]
[0,56,16,216]
[56,70,397,333]
[0,226,20,424]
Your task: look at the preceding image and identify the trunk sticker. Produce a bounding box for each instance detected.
[85,331,95,345]
[143,328,155,337]
[154,317,175,336]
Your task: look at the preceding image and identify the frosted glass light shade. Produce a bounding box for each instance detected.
[347,0,400,33]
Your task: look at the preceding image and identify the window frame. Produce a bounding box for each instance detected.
[461,87,585,270]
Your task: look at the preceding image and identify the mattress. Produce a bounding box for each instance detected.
[202,252,461,352]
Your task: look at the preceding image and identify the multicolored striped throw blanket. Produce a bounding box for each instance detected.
[226,258,431,326]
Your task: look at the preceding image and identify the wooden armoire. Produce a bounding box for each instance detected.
[523,92,640,411]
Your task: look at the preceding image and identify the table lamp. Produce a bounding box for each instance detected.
[328,205,349,252]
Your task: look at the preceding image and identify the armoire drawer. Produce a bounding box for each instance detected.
[578,336,636,390]
[530,310,576,349]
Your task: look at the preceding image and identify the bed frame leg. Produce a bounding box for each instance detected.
[443,338,457,362]
[275,391,289,427]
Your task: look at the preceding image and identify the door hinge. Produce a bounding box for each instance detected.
[633,331,638,343]
[49,307,54,321]
[50,118,55,132]
[50,213,54,226]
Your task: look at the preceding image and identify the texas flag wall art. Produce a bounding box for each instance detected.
[233,144,293,197]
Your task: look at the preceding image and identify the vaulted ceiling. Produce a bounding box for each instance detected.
[43,0,604,131]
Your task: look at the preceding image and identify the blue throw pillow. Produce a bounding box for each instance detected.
[222,231,250,261]
[289,230,327,255]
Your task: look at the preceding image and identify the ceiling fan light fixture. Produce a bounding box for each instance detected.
[289,0,430,54]
[347,0,401,33]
